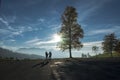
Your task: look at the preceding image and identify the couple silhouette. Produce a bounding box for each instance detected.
[45,51,52,59]
[32,51,52,68]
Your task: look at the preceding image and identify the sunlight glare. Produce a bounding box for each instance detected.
[53,34,62,42]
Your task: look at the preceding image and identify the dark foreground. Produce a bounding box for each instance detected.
[0,58,120,80]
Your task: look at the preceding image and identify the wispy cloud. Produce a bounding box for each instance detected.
[33,40,55,45]
[51,24,61,31]
[86,26,120,36]
[0,17,38,38]
[37,18,45,23]
[0,17,9,26]
[25,38,41,44]
[0,29,11,35]
[83,41,103,47]
[0,15,38,38]
[0,16,16,30]
[25,33,61,51]
[78,0,112,21]
[8,39,16,42]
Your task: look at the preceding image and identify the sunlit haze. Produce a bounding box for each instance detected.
[52,34,62,43]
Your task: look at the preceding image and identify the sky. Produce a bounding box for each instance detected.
[0,0,120,58]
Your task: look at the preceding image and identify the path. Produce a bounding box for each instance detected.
[32,59,65,80]
[0,58,120,80]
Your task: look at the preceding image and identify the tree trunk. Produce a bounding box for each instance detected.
[69,48,72,58]
[110,51,113,58]
[96,52,97,58]
[69,22,72,58]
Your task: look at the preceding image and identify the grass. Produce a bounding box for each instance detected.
[95,52,120,58]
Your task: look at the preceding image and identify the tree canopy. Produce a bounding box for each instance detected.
[92,46,99,57]
[102,33,118,57]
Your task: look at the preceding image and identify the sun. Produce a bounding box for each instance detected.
[53,34,62,42]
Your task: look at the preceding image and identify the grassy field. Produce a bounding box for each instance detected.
[0,58,120,80]
[96,52,120,57]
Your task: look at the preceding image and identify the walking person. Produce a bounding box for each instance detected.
[45,51,48,59]
[49,51,52,60]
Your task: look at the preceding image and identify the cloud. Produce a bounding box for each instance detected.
[25,38,41,44]
[78,0,112,21]
[0,17,9,26]
[88,29,115,36]
[0,15,38,38]
[51,24,61,31]
[83,41,103,47]
[86,26,120,36]
[0,45,18,51]
[8,39,16,42]
[0,16,16,30]
[34,40,55,45]
[38,18,45,23]
[0,21,38,39]
[33,33,61,45]
[71,41,103,56]
[24,33,61,51]
[0,41,4,45]
[0,29,11,35]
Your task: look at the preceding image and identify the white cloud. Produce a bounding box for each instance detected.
[24,33,62,51]
[38,18,45,22]
[51,24,61,31]
[0,45,18,51]
[0,17,9,26]
[71,41,103,56]
[83,41,103,54]
[8,39,16,42]
[33,33,61,45]
[0,29,11,35]
[83,41,103,47]
[0,16,15,30]
[0,15,38,38]
[33,40,55,45]
[25,38,41,44]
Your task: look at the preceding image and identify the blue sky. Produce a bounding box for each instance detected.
[0,0,120,58]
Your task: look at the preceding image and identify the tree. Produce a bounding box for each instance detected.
[114,39,120,53]
[102,33,118,57]
[87,53,91,58]
[92,46,99,57]
[58,6,84,58]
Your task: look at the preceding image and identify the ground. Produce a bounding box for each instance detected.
[0,58,120,80]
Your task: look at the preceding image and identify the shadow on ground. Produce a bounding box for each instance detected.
[56,59,120,80]
[32,60,49,68]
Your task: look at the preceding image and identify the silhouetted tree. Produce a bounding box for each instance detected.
[114,39,120,53]
[87,53,91,58]
[58,6,84,58]
[102,33,118,57]
[92,46,99,57]
[81,53,87,58]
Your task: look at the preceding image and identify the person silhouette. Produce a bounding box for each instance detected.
[45,51,48,59]
[49,51,52,60]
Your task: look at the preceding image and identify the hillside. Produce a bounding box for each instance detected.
[0,47,44,59]
[17,47,46,54]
